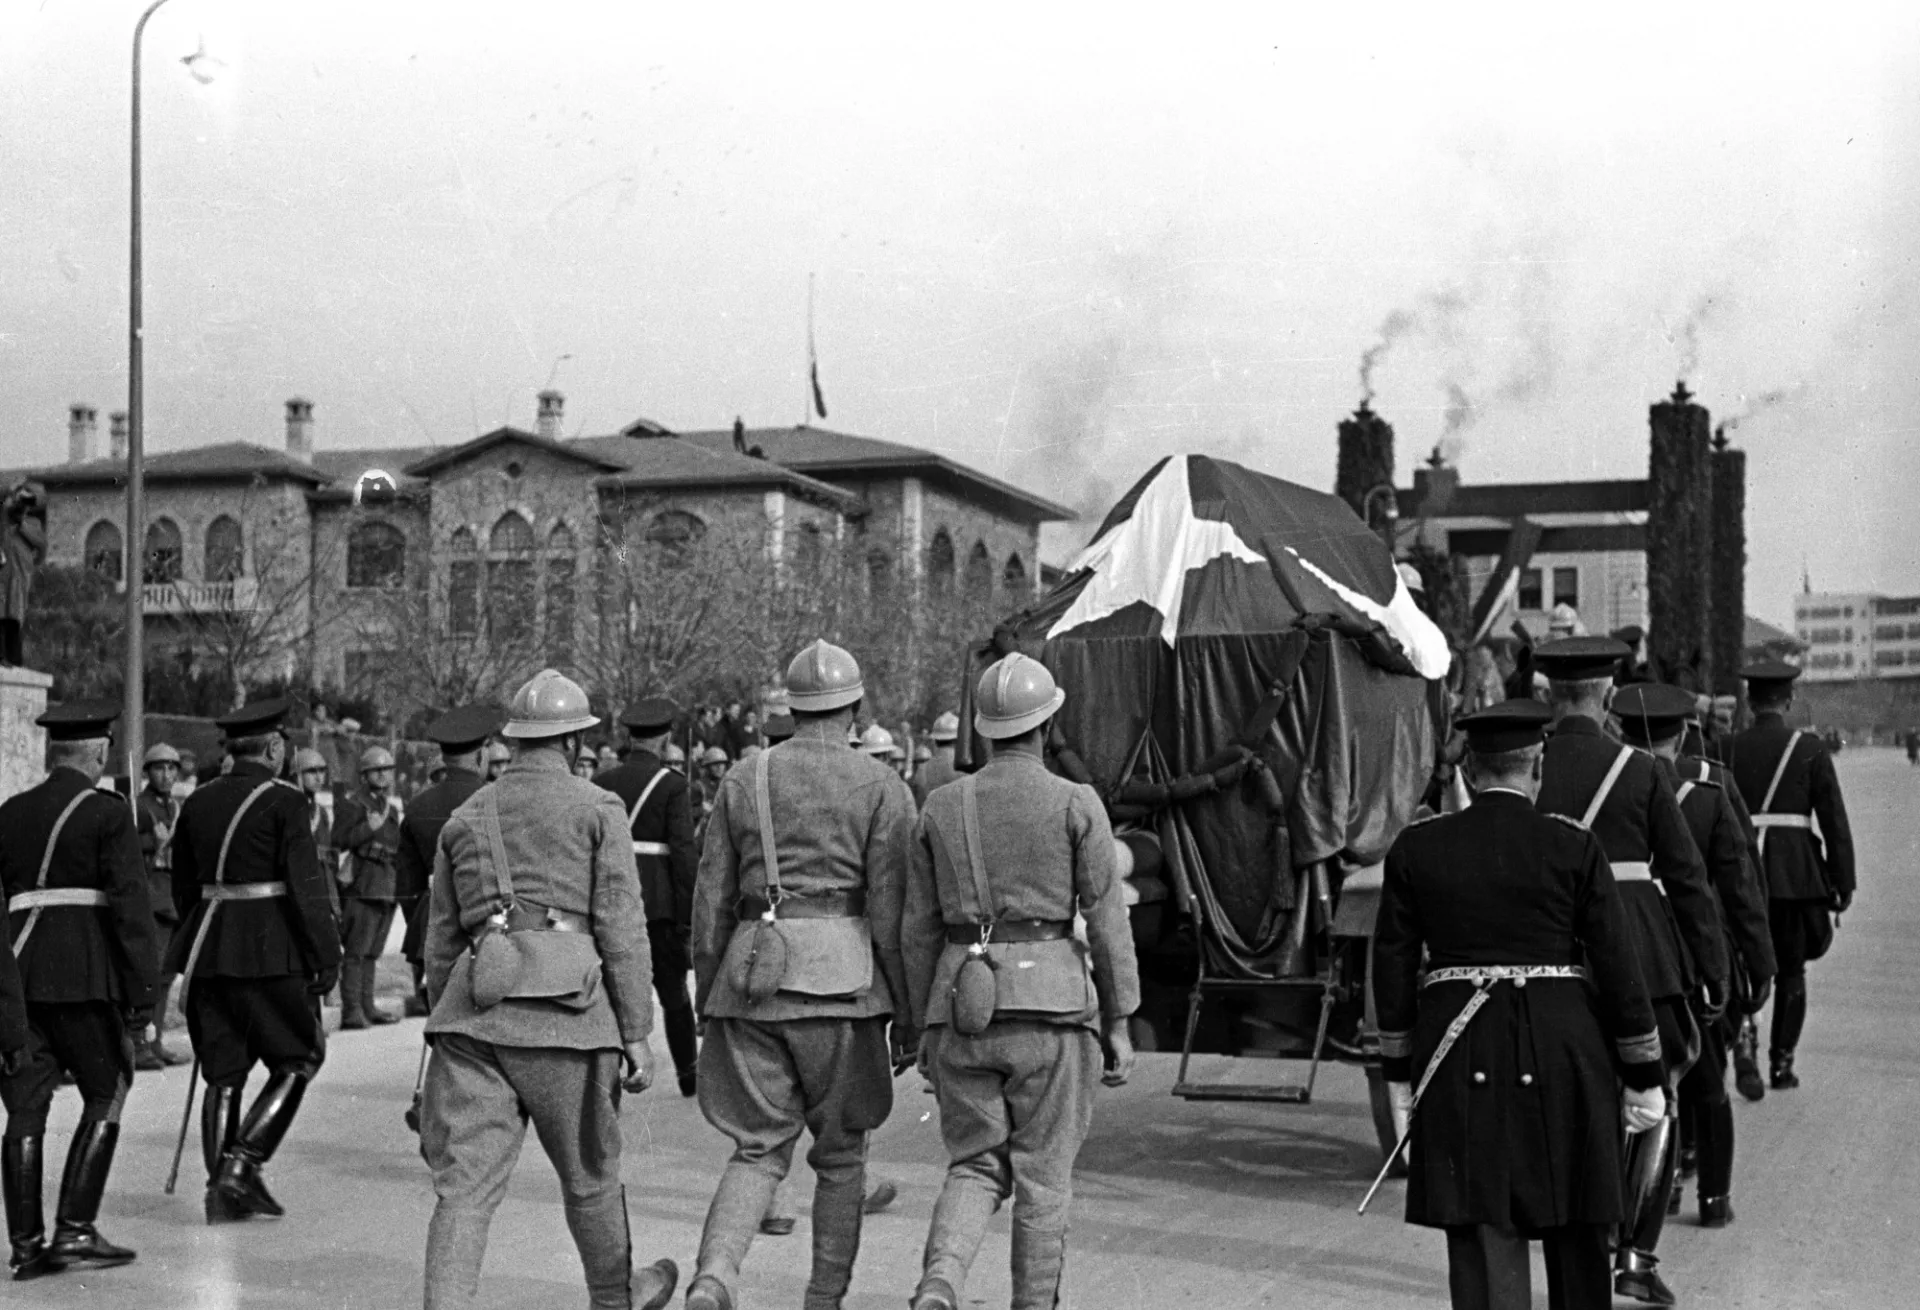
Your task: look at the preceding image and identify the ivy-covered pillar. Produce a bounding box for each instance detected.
[1335,403,1396,531]
[1709,428,1748,699]
[1646,383,1714,691]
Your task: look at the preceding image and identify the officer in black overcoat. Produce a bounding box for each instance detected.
[397,706,505,1019]
[1,702,160,1278]
[1530,637,1727,1306]
[1723,660,1855,1092]
[1614,684,1775,1229]
[169,698,342,1226]
[593,697,699,1097]
[1376,699,1666,1310]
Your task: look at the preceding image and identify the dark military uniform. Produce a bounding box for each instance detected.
[1376,789,1663,1310]
[171,714,342,1225]
[332,785,404,1027]
[902,748,1139,1309]
[398,766,487,1006]
[595,747,699,1091]
[2,734,160,1277]
[1669,753,1774,1218]
[1725,705,1855,1084]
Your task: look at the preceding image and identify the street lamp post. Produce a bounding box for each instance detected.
[125,0,174,779]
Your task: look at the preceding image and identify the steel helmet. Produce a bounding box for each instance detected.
[928,711,960,744]
[700,746,730,768]
[913,743,933,762]
[974,653,1066,740]
[359,746,396,773]
[859,724,895,756]
[784,639,863,713]
[664,743,686,763]
[142,742,181,768]
[486,741,512,765]
[502,668,601,740]
[292,748,328,775]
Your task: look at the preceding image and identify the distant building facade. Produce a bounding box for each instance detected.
[1793,591,1920,681]
[25,395,1068,717]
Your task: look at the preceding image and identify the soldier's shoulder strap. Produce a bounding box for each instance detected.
[1577,745,1636,829]
[1546,811,1589,830]
[1758,730,1805,815]
[627,766,669,831]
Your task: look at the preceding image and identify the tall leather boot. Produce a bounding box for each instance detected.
[1697,1100,1737,1227]
[201,1082,242,1182]
[1614,1104,1680,1307]
[207,1070,307,1224]
[47,1122,135,1269]
[804,1171,865,1309]
[405,960,431,1018]
[423,1203,492,1309]
[1009,1223,1069,1310]
[1769,976,1807,1089]
[566,1186,679,1310]
[362,955,398,1025]
[3,1136,55,1281]
[339,958,369,1030]
[1732,1017,1766,1101]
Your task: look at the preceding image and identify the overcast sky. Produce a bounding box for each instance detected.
[3,1,1916,622]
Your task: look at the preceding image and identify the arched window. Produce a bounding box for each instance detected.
[205,515,244,581]
[449,528,479,637]
[1002,552,1027,595]
[795,521,823,573]
[927,529,955,593]
[645,509,707,561]
[489,511,534,554]
[347,520,406,589]
[144,518,183,584]
[84,521,123,583]
[867,550,893,599]
[548,520,577,552]
[450,526,477,554]
[964,540,992,600]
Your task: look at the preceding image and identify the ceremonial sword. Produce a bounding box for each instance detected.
[1358,978,1495,1215]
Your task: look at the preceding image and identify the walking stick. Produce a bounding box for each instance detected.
[404,1040,430,1134]
[164,1056,201,1195]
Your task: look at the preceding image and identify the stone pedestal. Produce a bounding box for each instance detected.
[0,666,53,803]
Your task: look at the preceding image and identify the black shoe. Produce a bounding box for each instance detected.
[47,1122,135,1269]
[206,1157,274,1225]
[684,1272,734,1310]
[863,1179,898,1214]
[1770,1053,1800,1090]
[759,1214,796,1236]
[910,1276,960,1310]
[1734,1061,1767,1102]
[1615,1265,1678,1306]
[4,1136,56,1281]
[1700,1195,1735,1228]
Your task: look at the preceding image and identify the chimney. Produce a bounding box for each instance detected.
[285,397,314,462]
[1410,445,1459,517]
[536,390,564,441]
[68,404,99,464]
[109,411,130,462]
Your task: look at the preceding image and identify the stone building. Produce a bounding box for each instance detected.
[26,394,1069,720]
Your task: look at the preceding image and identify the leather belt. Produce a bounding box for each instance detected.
[505,902,592,934]
[1422,964,1587,990]
[8,888,110,913]
[1751,814,1813,830]
[203,882,288,902]
[632,841,671,857]
[1609,861,1666,895]
[739,890,867,920]
[945,918,1073,945]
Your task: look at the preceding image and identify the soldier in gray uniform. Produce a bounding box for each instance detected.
[685,639,917,1310]
[902,655,1139,1310]
[419,670,676,1310]
[909,712,961,808]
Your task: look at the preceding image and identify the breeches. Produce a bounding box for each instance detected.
[340,898,398,960]
[1768,900,1830,980]
[697,1016,894,1181]
[1,1001,132,1137]
[185,975,327,1087]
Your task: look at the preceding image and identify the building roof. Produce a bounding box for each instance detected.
[403,426,626,478]
[572,433,860,509]
[1399,477,1647,520]
[31,442,331,488]
[674,424,1075,524]
[1745,615,1805,653]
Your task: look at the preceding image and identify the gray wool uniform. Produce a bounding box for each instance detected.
[689,718,916,1309]
[418,749,654,1310]
[901,749,1141,1310]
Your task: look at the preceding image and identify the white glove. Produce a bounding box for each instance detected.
[1388,1081,1414,1143]
[1622,1084,1666,1134]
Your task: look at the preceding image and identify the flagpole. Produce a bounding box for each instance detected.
[804,272,815,429]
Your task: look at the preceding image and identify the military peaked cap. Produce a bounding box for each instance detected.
[620,697,679,733]
[1611,682,1697,742]
[426,704,507,754]
[1740,659,1803,693]
[1457,698,1553,752]
[217,697,291,738]
[762,711,795,744]
[1532,636,1631,681]
[38,700,119,743]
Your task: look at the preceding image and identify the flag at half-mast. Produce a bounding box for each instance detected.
[808,275,828,420]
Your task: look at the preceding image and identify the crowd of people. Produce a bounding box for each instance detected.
[0,617,1863,1310]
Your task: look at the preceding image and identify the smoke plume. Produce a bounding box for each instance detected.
[1359,309,1417,404]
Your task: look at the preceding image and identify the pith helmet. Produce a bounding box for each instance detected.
[502,669,600,740]
[785,639,863,713]
[859,724,895,756]
[292,748,328,775]
[928,711,960,743]
[358,745,396,773]
[974,653,1066,740]
[142,742,181,768]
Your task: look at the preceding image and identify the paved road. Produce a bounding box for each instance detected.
[20,748,1919,1308]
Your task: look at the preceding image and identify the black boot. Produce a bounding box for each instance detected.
[201,1082,242,1183]
[206,1071,307,1224]
[1769,977,1807,1088]
[1769,1050,1799,1090]
[1733,1019,1766,1102]
[405,961,430,1018]
[3,1136,56,1281]
[47,1122,135,1269]
[339,959,369,1030]
[362,959,399,1025]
